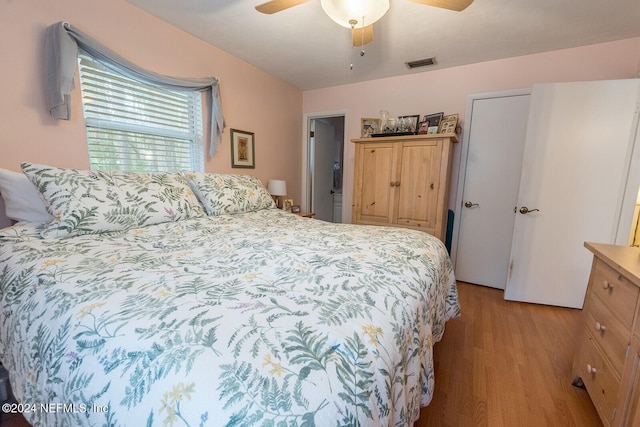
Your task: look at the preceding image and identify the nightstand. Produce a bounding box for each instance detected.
[295,212,316,218]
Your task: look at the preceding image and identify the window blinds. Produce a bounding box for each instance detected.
[78,53,204,172]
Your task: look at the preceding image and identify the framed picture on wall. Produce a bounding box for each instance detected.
[230,129,255,168]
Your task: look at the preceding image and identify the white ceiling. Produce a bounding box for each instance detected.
[124,0,640,91]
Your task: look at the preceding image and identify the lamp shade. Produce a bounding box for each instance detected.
[267,179,287,196]
[320,0,389,28]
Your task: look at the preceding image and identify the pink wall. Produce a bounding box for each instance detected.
[303,38,640,221]
[0,0,303,200]
[3,0,640,222]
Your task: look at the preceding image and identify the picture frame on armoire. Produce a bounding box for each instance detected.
[417,121,430,134]
[438,116,458,134]
[424,112,444,134]
[398,115,420,133]
[361,118,380,137]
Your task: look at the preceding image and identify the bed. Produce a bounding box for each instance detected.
[0,163,460,426]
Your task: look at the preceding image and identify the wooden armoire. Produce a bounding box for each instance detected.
[351,134,457,242]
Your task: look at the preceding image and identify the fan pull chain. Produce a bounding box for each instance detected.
[360,16,366,57]
[349,17,367,70]
[349,19,356,70]
[350,42,354,70]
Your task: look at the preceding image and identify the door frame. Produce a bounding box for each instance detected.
[301,110,349,216]
[613,83,640,245]
[450,88,531,268]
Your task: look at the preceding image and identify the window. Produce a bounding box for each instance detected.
[77,52,204,172]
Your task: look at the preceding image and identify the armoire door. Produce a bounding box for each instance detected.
[353,142,396,225]
[452,90,531,289]
[505,79,640,308]
[395,140,442,230]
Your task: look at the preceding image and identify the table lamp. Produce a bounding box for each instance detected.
[267,179,287,209]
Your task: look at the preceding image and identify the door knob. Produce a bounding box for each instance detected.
[464,201,479,208]
[519,206,540,214]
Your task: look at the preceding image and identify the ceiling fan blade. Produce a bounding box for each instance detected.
[352,25,374,47]
[255,0,310,14]
[409,0,474,12]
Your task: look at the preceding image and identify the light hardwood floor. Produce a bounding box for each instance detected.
[0,282,602,427]
[416,282,602,427]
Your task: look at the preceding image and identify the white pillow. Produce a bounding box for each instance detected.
[0,168,52,223]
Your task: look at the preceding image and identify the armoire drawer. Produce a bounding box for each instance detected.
[591,258,639,328]
[575,332,620,426]
[585,293,631,377]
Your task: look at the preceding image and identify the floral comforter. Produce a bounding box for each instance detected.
[0,209,459,426]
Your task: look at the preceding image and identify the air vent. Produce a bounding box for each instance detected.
[405,57,436,69]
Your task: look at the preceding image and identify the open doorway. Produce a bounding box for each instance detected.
[303,113,346,223]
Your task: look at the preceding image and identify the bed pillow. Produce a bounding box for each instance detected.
[0,168,53,223]
[21,162,206,238]
[183,172,276,216]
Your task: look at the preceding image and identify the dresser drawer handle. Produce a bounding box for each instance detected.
[586,364,597,375]
[594,322,606,332]
[602,280,613,290]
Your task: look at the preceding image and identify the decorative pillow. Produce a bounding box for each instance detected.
[21,162,205,238]
[183,172,275,216]
[0,168,53,223]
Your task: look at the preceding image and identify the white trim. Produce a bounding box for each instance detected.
[301,110,349,216]
[450,88,531,268]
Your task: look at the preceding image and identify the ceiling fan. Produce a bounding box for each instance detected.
[255,0,474,46]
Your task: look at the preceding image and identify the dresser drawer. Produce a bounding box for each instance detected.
[585,293,630,377]
[575,331,620,426]
[591,258,639,328]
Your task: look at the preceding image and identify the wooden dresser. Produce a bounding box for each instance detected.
[573,242,640,426]
[351,134,457,242]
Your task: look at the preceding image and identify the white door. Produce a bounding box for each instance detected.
[453,91,531,289]
[505,80,640,308]
[312,119,336,222]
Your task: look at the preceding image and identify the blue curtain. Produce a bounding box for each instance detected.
[45,21,225,157]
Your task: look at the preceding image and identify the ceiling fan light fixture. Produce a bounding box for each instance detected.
[320,0,390,28]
